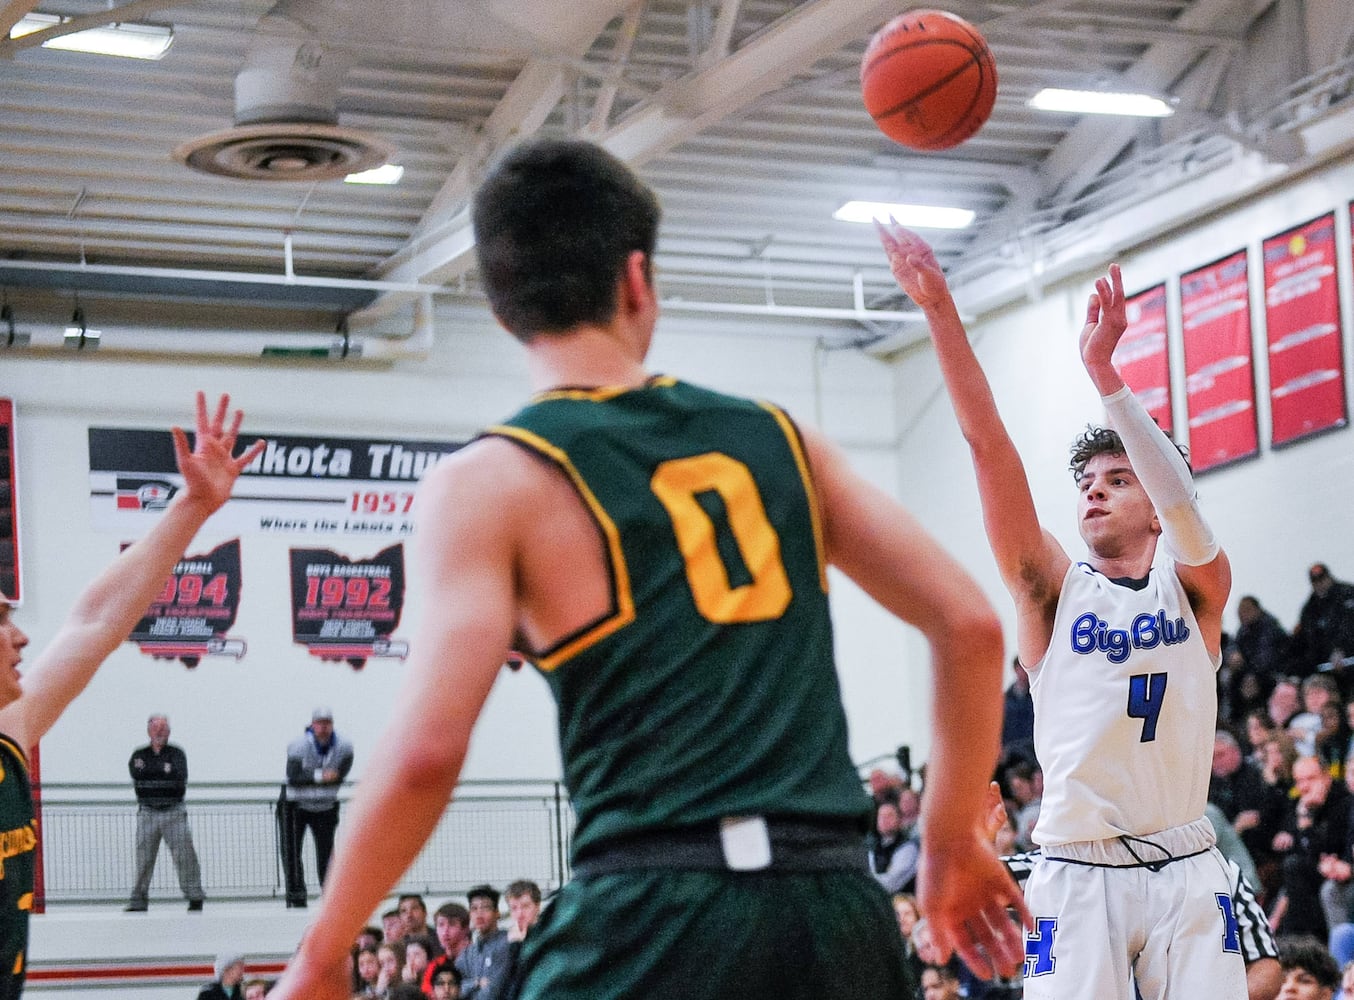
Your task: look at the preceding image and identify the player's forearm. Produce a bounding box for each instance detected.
[919,608,1005,842]
[66,492,217,647]
[294,744,463,969]
[921,298,1014,450]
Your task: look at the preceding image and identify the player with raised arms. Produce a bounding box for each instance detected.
[875,222,1246,1000]
[269,138,1030,1000]
[0,393,263,998]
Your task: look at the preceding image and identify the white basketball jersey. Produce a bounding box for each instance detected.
[1029,557,1219,846]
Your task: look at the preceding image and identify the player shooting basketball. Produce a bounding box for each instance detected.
[876,222,1246,1000]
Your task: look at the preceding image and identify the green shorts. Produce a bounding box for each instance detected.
[517,868,912,1000]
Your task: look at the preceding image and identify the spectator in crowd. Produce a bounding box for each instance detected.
[1212,729,1286,882]
[242,980,271,1000]
[867,766,905,806]
[399,895,436,951]
[1292,676,1341,758]
[0,392,260,1000]
[1320,703,1351,776]
[1272,756,1352,937]
[893,893,925,988]
[1231,665,1276,730]
[376,941,405,997]
[352,946,382,998]
[1248,710,1282,763]
[1002,754,1042,852]
[280,707,354,908]
[999,657,1034,758]
[387,985,429,1000]
[382,909,405,944]
[430,965,461,1000]
[1276,935,1340,999]
[1295,564,1354,676]
[1236,595,1294,678]
[422,903,471,994]
[125,713,206,912]
[1319,748,1354,960]
[355,927,382,953]
[199,952,247,1000]
[919,962,963,1000]
[868,797,919,896]
[402,937,434,987]
[1273,678,1304,731]
[1263,731,1301,795]
[456,885,509,1000]
[500,881,542,1000]
[1341,959,1354,999]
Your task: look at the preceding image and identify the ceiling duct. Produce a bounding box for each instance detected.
[173,0,393,181]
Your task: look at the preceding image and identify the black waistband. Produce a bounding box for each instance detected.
[571,816,867,878]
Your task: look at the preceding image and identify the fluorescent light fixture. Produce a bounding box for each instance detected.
[11,12,174,60]
[344,164,404,185]
[1028,88,1174,118]
[833,201,975,229]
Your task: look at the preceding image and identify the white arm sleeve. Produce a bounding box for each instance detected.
[1101,385,1219,566]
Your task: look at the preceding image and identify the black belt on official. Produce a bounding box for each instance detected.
[570,815,868,878]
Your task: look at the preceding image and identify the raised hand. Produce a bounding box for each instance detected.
[918,831,1033,981]
[875,218,954,310]
[1078,264,1129,391]
[172,392,265,515]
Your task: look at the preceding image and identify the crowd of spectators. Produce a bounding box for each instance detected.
[204,881,541,1000]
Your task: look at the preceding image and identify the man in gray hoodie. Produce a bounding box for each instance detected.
[280,707,353,907]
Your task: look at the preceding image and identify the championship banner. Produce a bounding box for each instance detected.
[0,399,21,604]
[289,544,407,669]
[127,539,246,668]
[1113,284,1173,436]
[1261,213,1347,447]
[1179,250,1259,473]
[89,427,463,538]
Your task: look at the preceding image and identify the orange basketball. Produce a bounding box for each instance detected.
[861,9,997,151]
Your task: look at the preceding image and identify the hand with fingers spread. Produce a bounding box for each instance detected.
[918,832,1033,981]
[875,218,956,312]
[173,392,266,516]
[1078,263,1130,396]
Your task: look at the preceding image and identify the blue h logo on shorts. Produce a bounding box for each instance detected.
[1216,893,1241,954]
[1024,917,1058,977]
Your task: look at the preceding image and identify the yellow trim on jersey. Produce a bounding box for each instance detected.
[483,425,636,671]
[0,737,28,779]
[532,375,679,405]
[758,402,828,593]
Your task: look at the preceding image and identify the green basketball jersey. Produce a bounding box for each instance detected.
[0,735,34,999]
[486,377,870,856]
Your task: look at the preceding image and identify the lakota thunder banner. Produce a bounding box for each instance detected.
[1180,250,1258,473]
[289,544,407,669]
[127,539,245,667]
[1263,213,1347,447]
[1114,284,1173,436]
[89,427,463,538]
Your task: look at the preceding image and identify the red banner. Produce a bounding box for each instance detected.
[1180,250,1258,472]
[1114,284,1173,436]
[1262,213,1347,446]
[0,399,19,604]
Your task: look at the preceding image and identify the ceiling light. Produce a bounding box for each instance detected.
[344,164,404,185]
[833,201,975,229]
[1028,88,1175,118]
[11,13,174,60]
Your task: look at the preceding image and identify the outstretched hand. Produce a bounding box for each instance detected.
[1078,264,1129,391]
[918,831,1033,981]
[875,219,954,310]
[172,392,265,515]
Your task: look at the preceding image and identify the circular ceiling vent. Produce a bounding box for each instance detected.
[173,123,395,181]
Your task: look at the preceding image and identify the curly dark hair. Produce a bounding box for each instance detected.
[1067,424,1190,480]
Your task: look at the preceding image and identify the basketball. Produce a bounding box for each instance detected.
[861,9,997,151]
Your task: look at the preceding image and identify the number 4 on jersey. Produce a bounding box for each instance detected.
[1127,672,1168,742]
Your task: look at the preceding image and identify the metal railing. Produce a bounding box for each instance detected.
[35,780,574,906]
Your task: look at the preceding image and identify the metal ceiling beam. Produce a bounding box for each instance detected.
[1035,0,1262,210]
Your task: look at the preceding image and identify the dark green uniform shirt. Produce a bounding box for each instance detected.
[486,377,870,857]
[0,734,35,1000]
